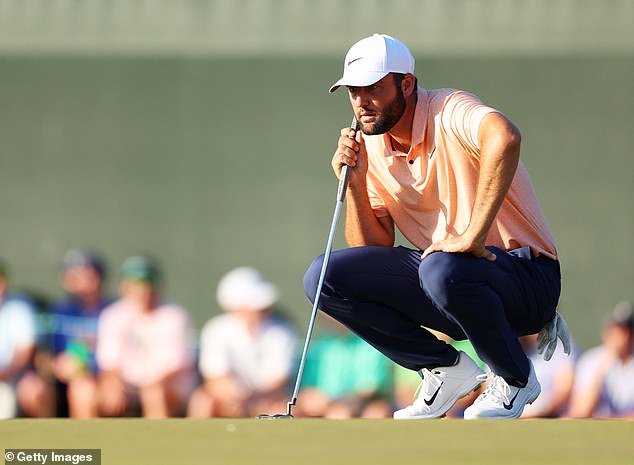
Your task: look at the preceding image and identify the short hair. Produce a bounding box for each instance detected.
[391,72,418,89]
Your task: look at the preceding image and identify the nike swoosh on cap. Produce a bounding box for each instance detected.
[347,57,363,66]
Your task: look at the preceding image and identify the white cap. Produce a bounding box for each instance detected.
[216,267,279,312]
[329,34,415,93]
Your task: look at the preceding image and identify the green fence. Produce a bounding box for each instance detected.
[1,0,633,350]
[1,55,632,350]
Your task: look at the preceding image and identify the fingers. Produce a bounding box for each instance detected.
[537,313,572,361]
[343,128,362,159]
[341,127,356,138]
[537,325,554,360]
[420,243,439,259]
[334,129,358,163]
[536,330,547,354]
[332,127,366,178]
[560,334,572,357]
[556,313,572,356]
[543,342,555,362]
[421,242,497,261]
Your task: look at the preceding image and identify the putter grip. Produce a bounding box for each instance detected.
[337,116,361,202]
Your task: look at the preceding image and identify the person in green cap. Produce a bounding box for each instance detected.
[95,256,196,418]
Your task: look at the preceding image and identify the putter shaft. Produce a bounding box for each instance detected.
[286,196,346,416]
[284,117,360,417]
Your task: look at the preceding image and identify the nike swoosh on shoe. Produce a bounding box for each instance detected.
[424,382,443,406]
[503,390,521,410]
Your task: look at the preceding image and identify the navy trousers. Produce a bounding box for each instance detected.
[303,245,561,387]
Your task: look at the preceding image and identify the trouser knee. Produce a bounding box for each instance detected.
[303,254,325,304]
[303,253,352,318]
[418,252,465,310]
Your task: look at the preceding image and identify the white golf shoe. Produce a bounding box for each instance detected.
[393,351,485,419]
[463,361,540,419]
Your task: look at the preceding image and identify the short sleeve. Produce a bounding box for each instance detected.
[440,91,499,154]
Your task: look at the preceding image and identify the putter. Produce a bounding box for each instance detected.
[257,116,361,420]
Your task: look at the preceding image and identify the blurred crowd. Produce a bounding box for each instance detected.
[0,250,632,419]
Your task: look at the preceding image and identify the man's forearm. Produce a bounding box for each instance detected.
[467,113,521,242]
[345,184,394,247]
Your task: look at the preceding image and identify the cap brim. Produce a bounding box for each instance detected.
[328,71,390,93]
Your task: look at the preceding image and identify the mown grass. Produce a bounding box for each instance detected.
[2,418,633,465]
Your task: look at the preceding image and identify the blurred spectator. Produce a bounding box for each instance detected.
[394,331,487,418]
[297,314,393,418]
[46,249,114,417]
[569,301,634,418]
[96,256,196,418]
[0,258,53,418]
[187,267,297,418]
[520,332,578,418]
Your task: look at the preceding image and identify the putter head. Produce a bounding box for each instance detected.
[255,413,294,420]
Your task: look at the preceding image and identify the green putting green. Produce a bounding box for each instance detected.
[2,419,633,465]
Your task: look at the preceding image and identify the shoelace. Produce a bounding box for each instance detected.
[413,368,443,404]
[475,372,511,405]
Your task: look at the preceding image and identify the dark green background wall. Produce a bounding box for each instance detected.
[1,55,632,349]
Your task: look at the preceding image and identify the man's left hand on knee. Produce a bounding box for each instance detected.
[421,235,497,262]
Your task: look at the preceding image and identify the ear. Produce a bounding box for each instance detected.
[401,74,416,97]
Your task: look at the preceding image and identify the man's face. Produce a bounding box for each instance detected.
[120,278,155,309]
[347,74,406,135]
[603,324,634,355]
[61,266,102,297]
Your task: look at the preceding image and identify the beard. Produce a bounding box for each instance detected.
[360,87,407,135]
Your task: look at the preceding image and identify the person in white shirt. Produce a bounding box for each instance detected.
[0,259,52,418]
[188,267,297,418]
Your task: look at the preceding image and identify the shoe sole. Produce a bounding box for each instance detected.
[394,366,484,420]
